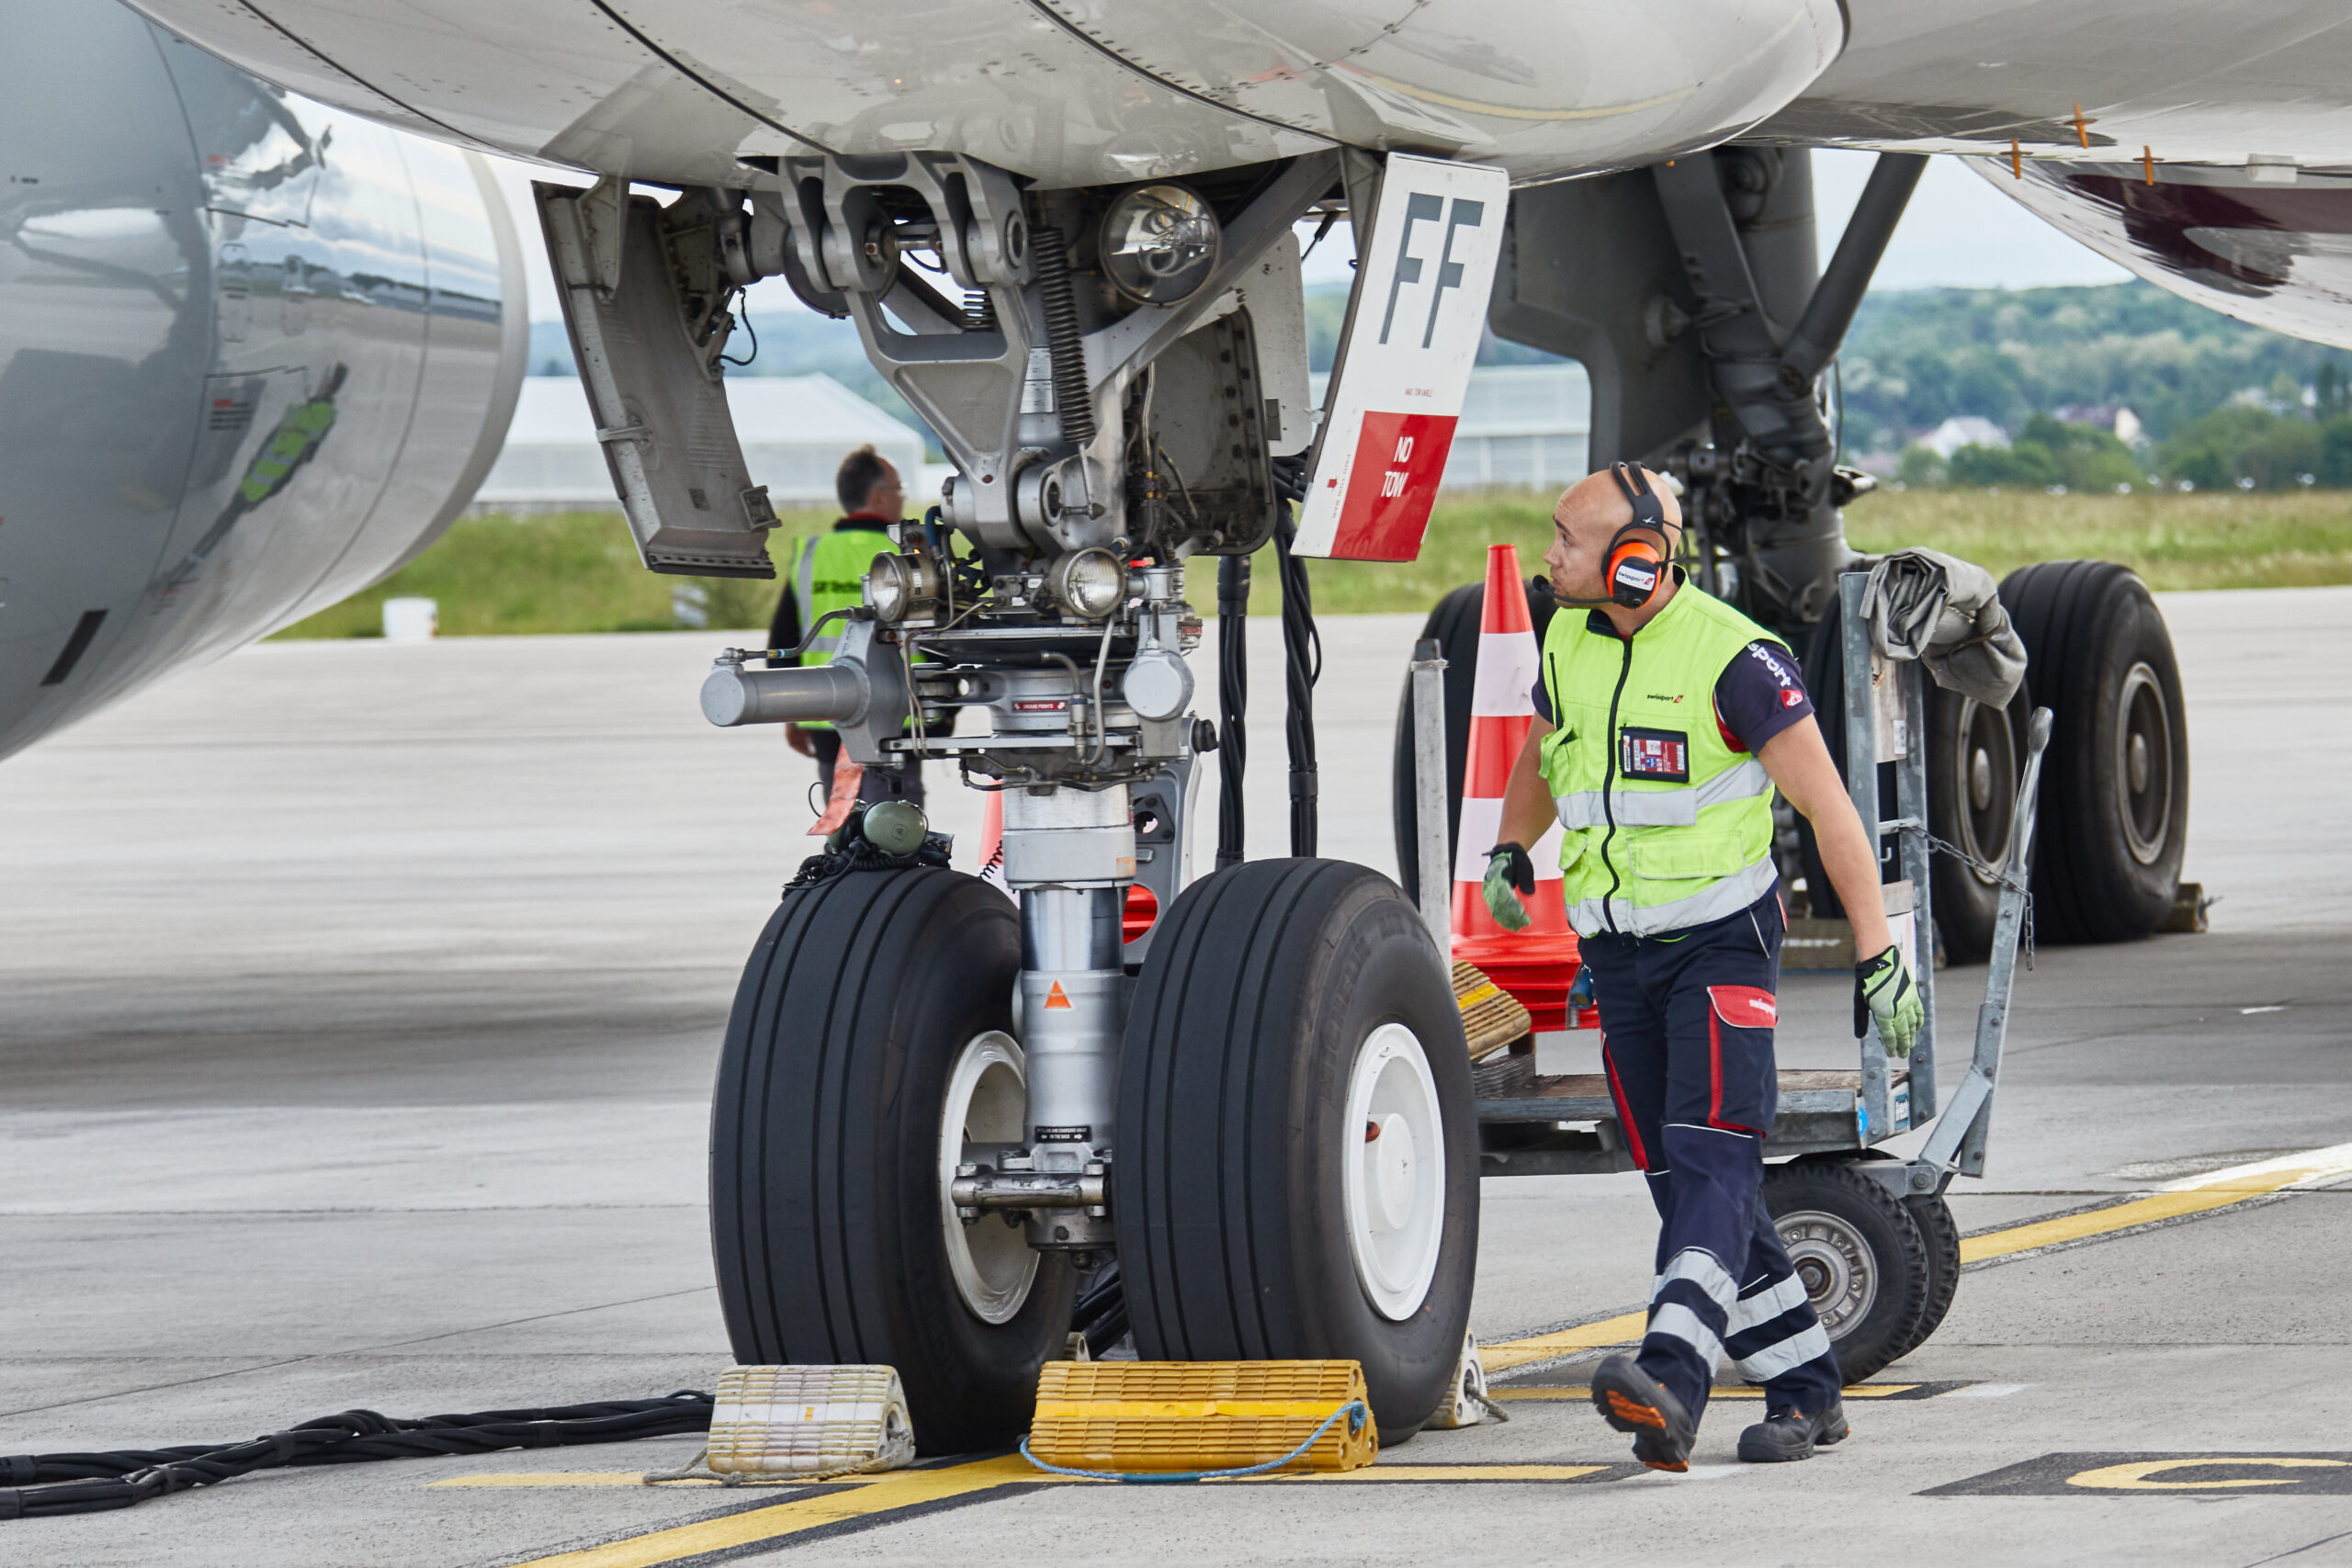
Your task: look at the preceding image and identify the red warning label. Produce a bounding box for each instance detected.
[1327,411,1460,562]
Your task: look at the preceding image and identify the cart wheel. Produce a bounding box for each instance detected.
[1761,1160,1929,1384]
[1115,858,1479,1438]
[1390,577,1556,908]
[1998,560,2188,942]
[1884,1191,1963,1365]
[710,865,1076,1454]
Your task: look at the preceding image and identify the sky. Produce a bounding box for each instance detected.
[491,148,2131,329]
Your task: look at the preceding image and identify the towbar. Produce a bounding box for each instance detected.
[701,653,868,727]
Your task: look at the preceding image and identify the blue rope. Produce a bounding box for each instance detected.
[1018,1400,1368,1484]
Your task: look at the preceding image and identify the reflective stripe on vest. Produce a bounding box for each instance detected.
[1537,581,1790,939]
[1550,756,1772,830]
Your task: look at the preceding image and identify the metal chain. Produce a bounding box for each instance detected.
[1916,829,2035,971]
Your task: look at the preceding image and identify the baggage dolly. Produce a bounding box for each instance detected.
[1470,570,2052,1381]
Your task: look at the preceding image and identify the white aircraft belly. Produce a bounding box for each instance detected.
[118,0,1842,186]
[1768,0,2352,164]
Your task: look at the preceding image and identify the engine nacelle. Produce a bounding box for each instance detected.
[0,0,526,761]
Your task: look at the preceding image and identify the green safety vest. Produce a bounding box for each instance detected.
[790,527,891,730]
[1537,578,1785,938]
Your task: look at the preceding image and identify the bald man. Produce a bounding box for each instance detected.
[1485,463,1922,1470]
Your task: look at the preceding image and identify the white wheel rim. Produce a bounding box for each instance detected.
[938,1032,1038,1325]
[1778,1208,1878,1337]
[1342,1022,1447,1322]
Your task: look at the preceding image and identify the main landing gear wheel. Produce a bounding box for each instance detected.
[1999,560,2189,942]
[1390,577,1557,908]
[1760,1159,1930,1384]
[709,866,1075,1454]
[1114,859,1479,1439]
[1799,594,2029,959]
[1925,682,2024,963]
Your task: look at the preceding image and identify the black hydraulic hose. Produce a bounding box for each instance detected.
[1275,505,1320,857]
[1031,228,1095,447]
[0,1393,712,1518]
[1216,553,1250,868]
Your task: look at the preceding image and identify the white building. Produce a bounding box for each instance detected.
[474,375,926,513]
[1920,415,2009,458]
[1310,363,1591,491]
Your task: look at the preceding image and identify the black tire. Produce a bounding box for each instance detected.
[1761,1159,1929,1385]
[1799,590,2027,958]
[1392,577,1558,907]
[711,866,1077,1455]
[1925,681,2026,962]
[1884,1192,1962,1367]
[1998,560,2188,942]
[1115,858,1479,1439]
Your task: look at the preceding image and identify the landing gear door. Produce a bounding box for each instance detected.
[536,180,779,579]
[1291,154,1508,563]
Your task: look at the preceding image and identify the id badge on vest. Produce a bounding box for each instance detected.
[1618,727,1690,784]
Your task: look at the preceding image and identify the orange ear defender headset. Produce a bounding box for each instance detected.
[1555,462,1673,610]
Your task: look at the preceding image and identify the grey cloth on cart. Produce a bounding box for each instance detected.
[1858,548,2027,706]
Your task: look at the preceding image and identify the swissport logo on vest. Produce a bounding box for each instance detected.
[1292,154,1509,563]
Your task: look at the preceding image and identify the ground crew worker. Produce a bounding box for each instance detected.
[1485,463,1923,1472]
[765,445,922,807]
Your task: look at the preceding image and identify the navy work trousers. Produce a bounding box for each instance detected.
[1578,889,1842,1425]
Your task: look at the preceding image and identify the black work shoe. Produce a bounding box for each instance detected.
[1736,1401,1850,1462]
[1589,1354,1696,1472]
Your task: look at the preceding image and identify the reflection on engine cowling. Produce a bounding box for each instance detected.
[0,0,526,760]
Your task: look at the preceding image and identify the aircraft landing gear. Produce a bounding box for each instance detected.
[708,864,1076,1453]
[1115,859,1477,1439]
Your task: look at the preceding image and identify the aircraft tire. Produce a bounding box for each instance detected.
[1114,858,1478,1441]
[1762,1158,1930,1385]
[709,865,1075,1455]
[1998,560,2188,942]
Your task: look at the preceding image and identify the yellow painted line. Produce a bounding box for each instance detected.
[1962,1140,2352,1265]
[1484,1143,2352,1373]
[1301,1464,1608,1483]
[497,1456,1035,1568]
[431,1472,893,1489]
[1479,1311,1645,1372]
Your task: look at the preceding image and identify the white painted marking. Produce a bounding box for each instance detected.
[2163,1140,2352,1192]
[2240,1005,2287,1015]
[1944,1382,2030,1399]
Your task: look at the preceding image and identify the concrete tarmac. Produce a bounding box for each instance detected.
[3,588,2349,1566]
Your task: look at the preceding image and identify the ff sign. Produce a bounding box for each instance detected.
[1291,153,1509,561]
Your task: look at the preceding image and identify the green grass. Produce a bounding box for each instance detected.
[276,507,837,638]
[277,489,2352,641]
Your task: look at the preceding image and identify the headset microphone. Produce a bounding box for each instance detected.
[1554,462,1674,610]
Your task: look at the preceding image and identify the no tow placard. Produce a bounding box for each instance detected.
[1293,153,1509,562]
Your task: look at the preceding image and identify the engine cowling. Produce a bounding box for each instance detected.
[0,0,526,760]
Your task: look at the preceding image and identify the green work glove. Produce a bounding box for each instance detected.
[1482,842,1535,932]
[1855,944,1923,1057]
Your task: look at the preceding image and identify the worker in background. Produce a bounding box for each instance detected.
[766,445,922,807]
[1484,464,1923,1472]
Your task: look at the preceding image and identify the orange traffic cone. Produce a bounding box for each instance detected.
[1449,544,1585,1031]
